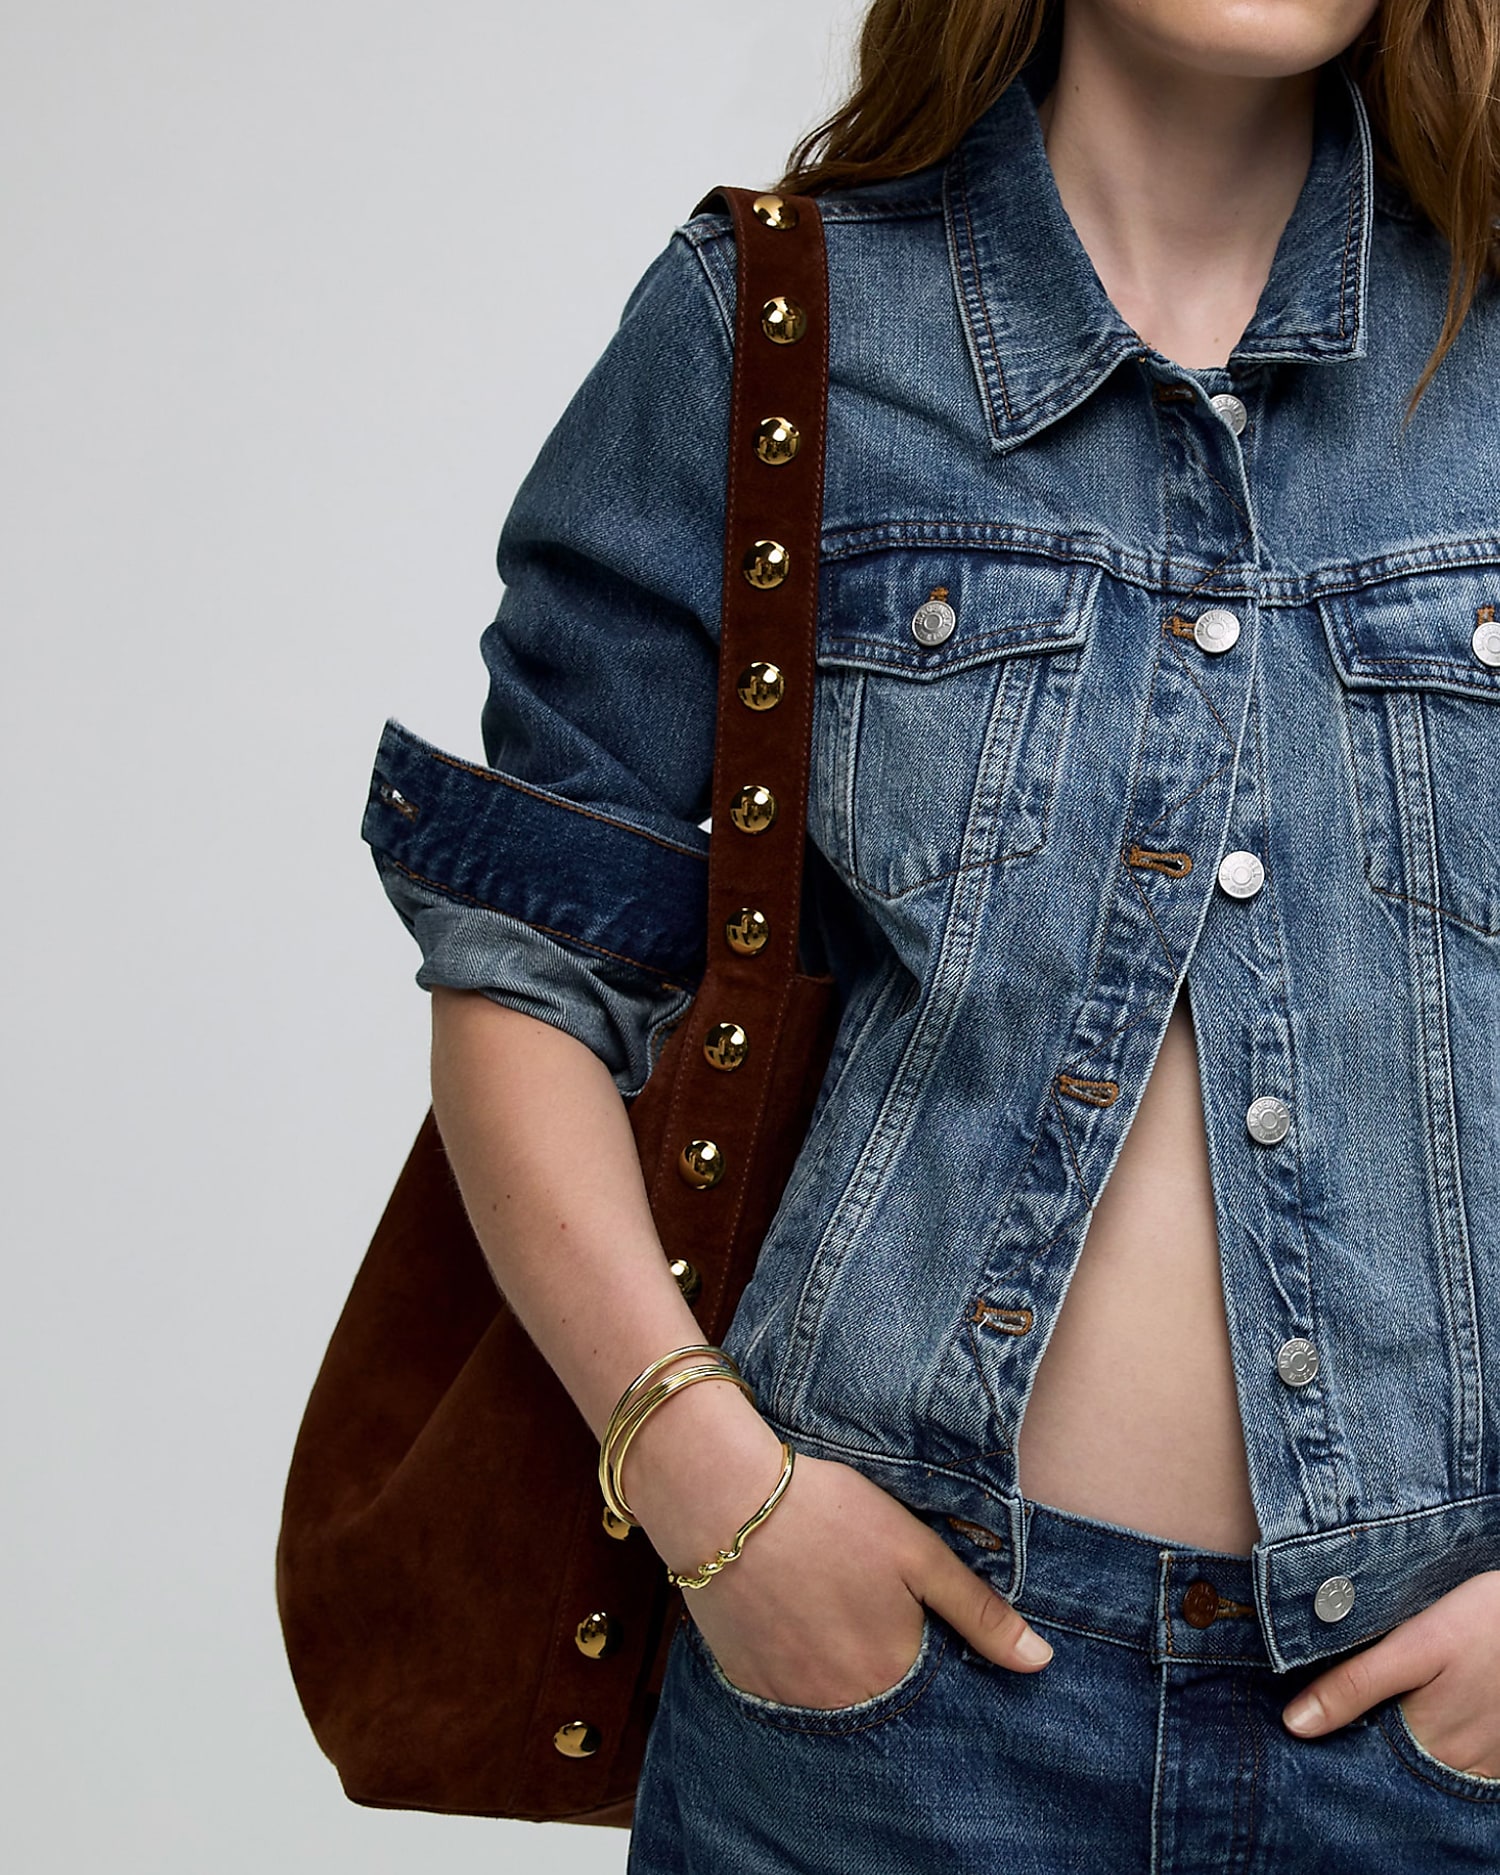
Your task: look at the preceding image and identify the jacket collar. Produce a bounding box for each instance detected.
[943,55,1375,451]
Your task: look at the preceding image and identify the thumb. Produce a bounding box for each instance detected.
[912,1530,1054,1671]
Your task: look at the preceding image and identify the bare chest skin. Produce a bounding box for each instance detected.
[1015,980,1263,1554]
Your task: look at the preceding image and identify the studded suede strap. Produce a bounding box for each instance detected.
[632,185,832,1321]
[528,185,836,1816]
[699,184,829,984]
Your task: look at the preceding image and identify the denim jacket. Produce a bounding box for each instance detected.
[364,53,1500,1671]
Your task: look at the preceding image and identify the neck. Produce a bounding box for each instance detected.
[1036,14,1320,369]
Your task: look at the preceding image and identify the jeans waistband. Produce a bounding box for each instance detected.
[998,1497,1273,1668]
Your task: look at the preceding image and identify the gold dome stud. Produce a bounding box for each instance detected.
[742,540,791,589]
[704,1021,750,1071]
[601,1505,632,1540]
[736,660,784,710]
[728,783,777,834]
[553,1720,602,1759]
[754,416,801,466]
[752,193,799,230]
[669,1257,702,1303]
[725,908,770,955]
[678,1139,726,1189]
[761,295,808,345]
[574,1611,620,1660]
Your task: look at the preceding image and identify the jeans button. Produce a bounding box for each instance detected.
[1182,1579,1222,1628]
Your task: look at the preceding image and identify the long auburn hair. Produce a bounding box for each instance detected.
[775,1,1500,416]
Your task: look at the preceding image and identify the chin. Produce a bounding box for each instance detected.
[1097,0,1380,82]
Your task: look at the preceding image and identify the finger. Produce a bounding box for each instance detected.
[911,1531,1053,1671]
[1282,1630,1440,1736]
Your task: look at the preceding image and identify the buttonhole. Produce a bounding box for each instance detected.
[1057,1072,1120,1108]
[968,1298,1034,1335]
[377,781,420,822]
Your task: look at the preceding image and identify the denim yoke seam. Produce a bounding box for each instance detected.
[817,523,1500,607]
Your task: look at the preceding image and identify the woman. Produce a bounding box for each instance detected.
[366,0,1500,1865]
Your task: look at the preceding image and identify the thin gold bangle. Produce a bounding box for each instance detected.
[666,1440,795,1590]
[598,1345,744,1520]
[610,1345,730,1420]
[598,1342,739,1510]
[600,1361,754,1525]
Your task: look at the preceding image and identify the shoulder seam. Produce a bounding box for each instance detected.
[674,223,734,349]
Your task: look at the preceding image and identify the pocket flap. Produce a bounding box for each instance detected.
[818,548,1095,679]
[1317,563,1500,702]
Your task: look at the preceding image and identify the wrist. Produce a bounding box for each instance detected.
[621,1380,785,1564]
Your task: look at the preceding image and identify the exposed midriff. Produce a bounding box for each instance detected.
[1014,976,1262,1555]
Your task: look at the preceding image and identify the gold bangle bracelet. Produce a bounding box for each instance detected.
[596,1342,738,1500]
[666,1440,796,1590]
[609,1345,729,1421]
[600,1342,746,1515]
[596,1350,738,1477]
[600,1361,754,1525]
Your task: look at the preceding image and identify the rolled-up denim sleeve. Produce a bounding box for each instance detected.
[363,220,735,1099]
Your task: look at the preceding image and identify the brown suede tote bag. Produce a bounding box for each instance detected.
[275,184,836,1826]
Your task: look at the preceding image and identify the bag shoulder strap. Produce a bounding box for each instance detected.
[695,184,829,981]
[627,185,833,1334]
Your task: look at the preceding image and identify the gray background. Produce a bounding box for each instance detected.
[3,2,852,1867]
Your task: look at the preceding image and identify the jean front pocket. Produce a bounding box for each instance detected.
[812,546,1101,903]
[1376,1693,1500,1802]
[680,1605,948,1736]
[1316,560,1500,939]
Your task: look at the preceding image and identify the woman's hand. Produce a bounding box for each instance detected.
[1281,1569,1500,1778]
[623,1386,1053,1710]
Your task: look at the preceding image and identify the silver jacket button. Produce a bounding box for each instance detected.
[912,595,957,646]
[1314,1575,1356,1623]
[1276,1337,1319,1386]
[1218,850,1265,899]
[1473,616,1500,668]
[1246,1095,1291,1144]
[1211,392,1248,435]
[1193,607,1241,653]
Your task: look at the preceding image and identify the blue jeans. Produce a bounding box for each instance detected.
[626,1497,1500,1872]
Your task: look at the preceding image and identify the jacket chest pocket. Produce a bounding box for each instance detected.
[810,549,1100,902]
[1317,565,1500,938]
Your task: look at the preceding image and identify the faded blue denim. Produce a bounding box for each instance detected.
[364,44,1500,1861]
[629,1501,1500,1872]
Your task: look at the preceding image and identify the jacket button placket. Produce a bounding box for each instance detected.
[957,365,1268,1548]
[1178,393,1347,1568]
